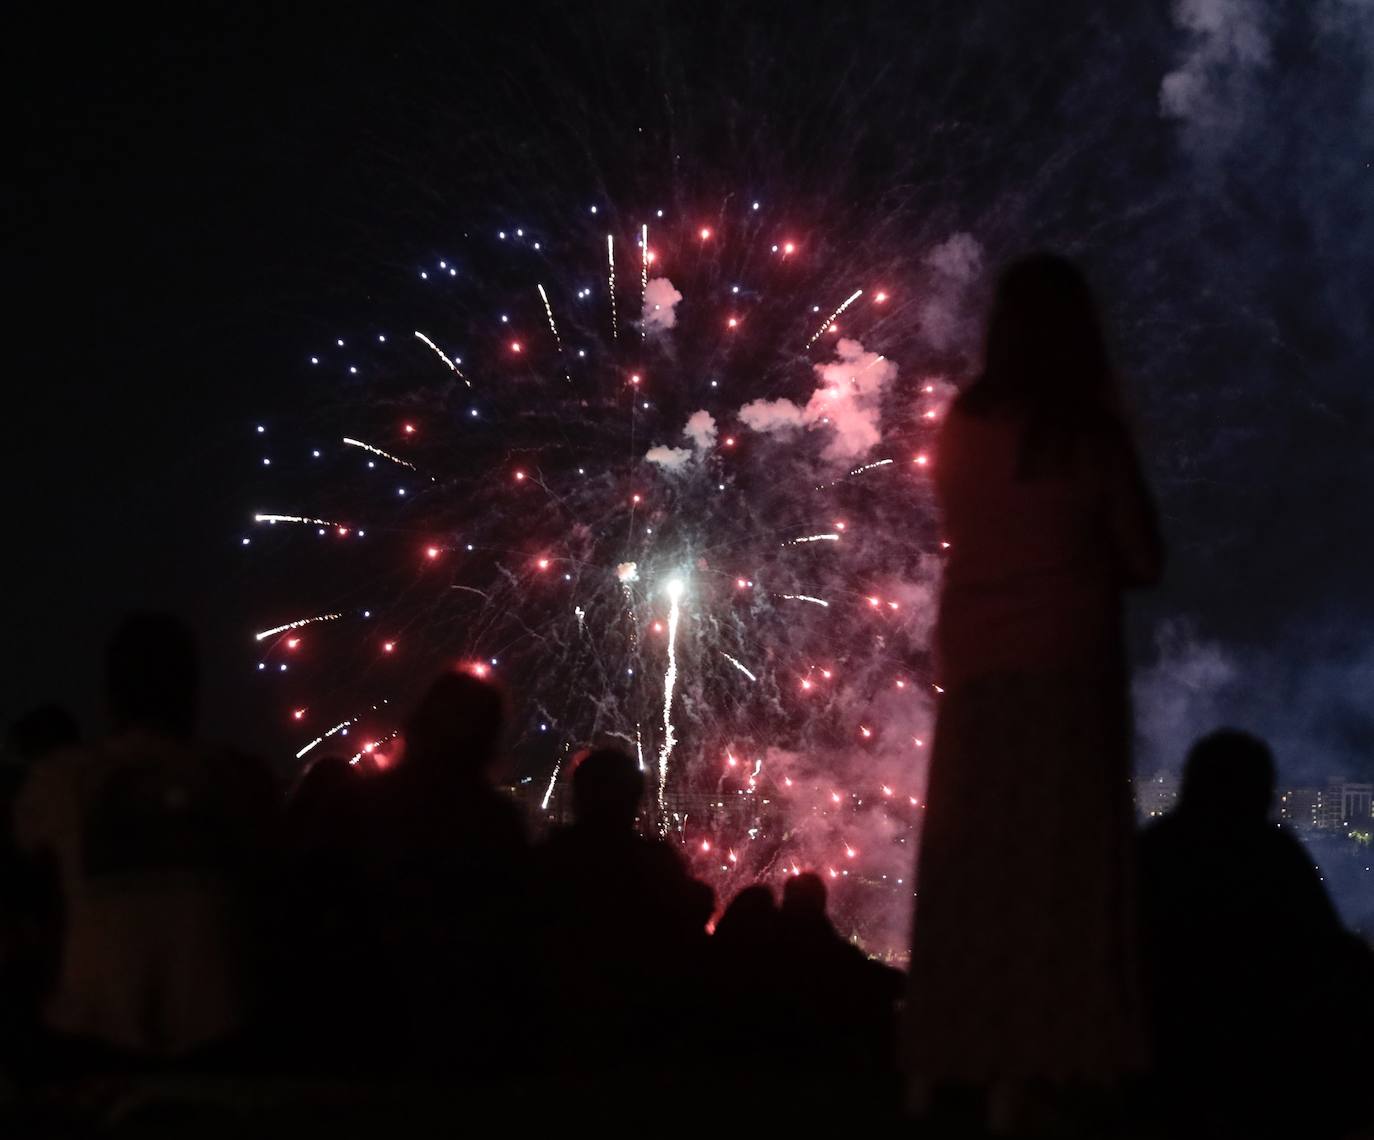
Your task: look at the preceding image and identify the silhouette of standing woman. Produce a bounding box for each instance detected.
[903,254,1163,1131]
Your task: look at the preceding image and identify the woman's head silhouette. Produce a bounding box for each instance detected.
[963,252,1120,474]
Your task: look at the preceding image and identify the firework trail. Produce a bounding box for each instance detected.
[413,330,470,386]
[607,234,617,339]
[806,288,863,347]
[721,651,758,682]
[640,223,649,338]
[849,458,893,476]
[254,512,349,528]
[541,742,568,810]
[536,284,570,382]
[295,710,373,759]
[255,613,341,641]
[657,577,684,828]
[342,437,417,471]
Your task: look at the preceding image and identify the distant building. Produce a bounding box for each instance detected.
[1279,787,1321,830]
[1136,771,1180,820]
[1324,781,1373,829]
[1279,780,1373,832]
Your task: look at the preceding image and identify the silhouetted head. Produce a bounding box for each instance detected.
[6,704,81,763]
[401,670,506,777]
[715,884,776,945]
[781,872,829,920]
[962,254,1121,479]
[106,612,198,738]
[1180,729,1276,824]
[975,253,1113,407]
[571,747,643,831]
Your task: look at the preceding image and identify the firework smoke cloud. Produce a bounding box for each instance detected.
[641,275,684,333]
[739,338,896,466]
[645,444,693,472]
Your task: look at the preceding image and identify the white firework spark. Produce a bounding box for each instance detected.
[254,512,349,528]
[657,577,684,828]
[254,612,342,642]
[296,714,357,759]
[640,223,649,339]
[848,458,894,476]
[536,283,570,381]
[720,651,758,682]
[541,743,568,810]
[806,287,863,347]
[413,330,470,387]
[342,437,417,471]
[607,234,617,340]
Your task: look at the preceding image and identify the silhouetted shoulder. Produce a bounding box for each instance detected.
[1142,813,1341,935]
[1258,823,1343,929]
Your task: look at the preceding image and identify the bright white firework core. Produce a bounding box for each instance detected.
[657,576,685,830]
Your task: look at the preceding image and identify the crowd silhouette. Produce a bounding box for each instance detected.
[3,630,1369,1135]
[2,256,1371,1136]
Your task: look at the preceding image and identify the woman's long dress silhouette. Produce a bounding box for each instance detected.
[904,255,1164,1106]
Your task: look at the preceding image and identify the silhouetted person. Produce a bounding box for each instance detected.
[775,875,902,1093]
[1141,730,1374,1136]
[707,885,784,1068]
[11,613,275,1064]
[904,254,1163,1132]
[535,747,708,1071]
[361,669,532,1072]
[713,884,778,959]
[780,869,829,920]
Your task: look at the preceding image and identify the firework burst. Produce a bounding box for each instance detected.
[245,199,958,955]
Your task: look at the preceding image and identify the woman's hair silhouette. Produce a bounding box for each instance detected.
[960,252,1119,475]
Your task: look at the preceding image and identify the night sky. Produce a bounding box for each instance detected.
[9,3,1373,784]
